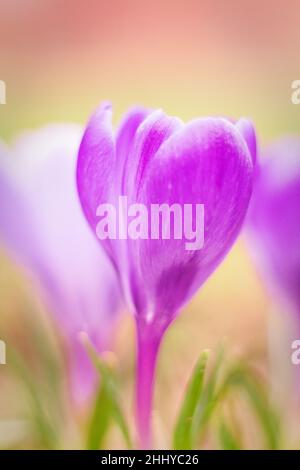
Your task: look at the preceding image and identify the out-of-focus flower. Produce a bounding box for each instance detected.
[247,137,300,316]
[0,125,121,406]
[77,103,256,446]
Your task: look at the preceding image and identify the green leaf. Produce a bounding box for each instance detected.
[8,346,58,449]
[190,346,225,446]
[173,350,209,450]
[87,380,112,450]
[221,365,280,450]
[173,347,281,450]
[82,333,132,450]
[218,419,241,450]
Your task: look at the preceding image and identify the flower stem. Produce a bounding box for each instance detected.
[135,318,163,449]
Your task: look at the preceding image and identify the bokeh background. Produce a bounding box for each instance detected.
[0,0,300,449]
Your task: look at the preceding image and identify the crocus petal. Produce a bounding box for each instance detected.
[77,103,118,266]
[0,143,42,264]
[130,118,254,325]
[247,136,300,314]
[0,125,121,406]
[78,105,183,308]
[235,118,257,164]
[116,106,150,180]
[123,110,183,201]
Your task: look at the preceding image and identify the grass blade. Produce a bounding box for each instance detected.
[81,333,132,449]
[86,380,111,450]
[173,350,209,450]
[190,346,225,446]
[218,419,241,450]
[222,365,280,450]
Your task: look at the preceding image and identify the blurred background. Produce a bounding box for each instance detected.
[0,0,299,449]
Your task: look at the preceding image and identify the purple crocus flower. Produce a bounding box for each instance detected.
[76,103,256,446]
[0,125,121,406]
[247,137,300,318]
